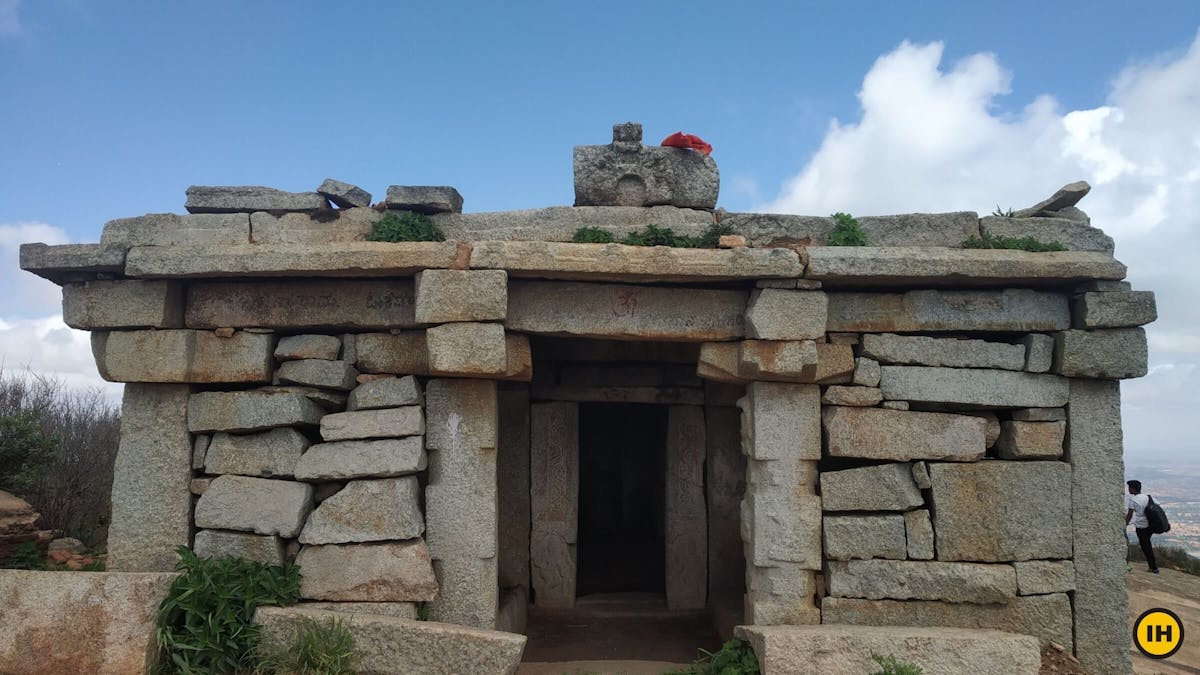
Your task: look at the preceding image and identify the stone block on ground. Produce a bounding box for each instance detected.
[1014,560,1076,595]
[185,185,327,213]
[1053,328,1148,379]
[275,334,341,361]
[823,514,906,560]
[317,178,372,208]
[348,375,422,410]
[188,389,325,433]
[879,366,1069,408]
[320,406,424,441]
[995,421,1065,459]
[204,427,309,477]
[827,559,1017,604]
[294,437,427,480]
[93,330,275,383]
[905,509,935,560]
[426,322,508,376]
[300,477,423,544]
[385,185,464,214]
[193,530,284,565]
[415,270,508,324]
[826,289,1069,333]
[823,406,986,461]
[744,289,827,340]
[861,333,1025,371]
[820,464,923,512]
[277,359,359,390]
[1072,290,1157,328]
[296,541,439,601]
[194,475,313,537]
[62,280,184,329]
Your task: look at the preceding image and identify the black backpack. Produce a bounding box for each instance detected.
[1146,495,1171,534]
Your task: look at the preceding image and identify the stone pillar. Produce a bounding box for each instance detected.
[497,385,531,633]
[424,379,499,629]
[666,405,708,610]
[739,382,822,625]
[706,405,746,593]
[1068,380,1131,675]
[530,401,579,608]
[108,383,191,571]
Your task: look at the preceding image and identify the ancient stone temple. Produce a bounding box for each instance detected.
[17,123,1154,674]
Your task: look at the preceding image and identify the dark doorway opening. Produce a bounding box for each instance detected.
[576,402,667,597]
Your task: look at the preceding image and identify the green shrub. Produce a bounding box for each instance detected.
[991,205,1016,217]
[416,602,432,621]
[572,226,617,244]
[0,411,58,495]
[871,653,924,675]
[1128,541,1200,575]
[962,227,1066,252]
[827,212,868,246]
[366,211,445,242]
[155,546,301,674]
[254,616,357,675]
[616,223,738,249]
[3,541,45,570]
[665,638,760,675]
[696,222,737,248]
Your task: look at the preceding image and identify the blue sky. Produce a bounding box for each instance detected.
[2,1,1200,462]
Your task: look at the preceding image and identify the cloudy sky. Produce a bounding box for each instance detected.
[2,2,1198,463]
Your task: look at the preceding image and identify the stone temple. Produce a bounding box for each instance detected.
[12,123,1154,674]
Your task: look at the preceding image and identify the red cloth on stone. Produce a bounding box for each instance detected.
[661,131,712,154]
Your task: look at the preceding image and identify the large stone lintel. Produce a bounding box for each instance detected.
[19,243,126,283]
[186,280,416,330]
[827,289,1070,333]
[807,247,1125,286]
[125,242,460,278]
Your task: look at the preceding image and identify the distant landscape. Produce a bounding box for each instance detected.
[1126,464,1200,556]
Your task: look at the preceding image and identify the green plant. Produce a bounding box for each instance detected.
[871,653,924,675]
[571,226,616,244]
[366,211,445,242]
[963,227,1066,252]
[827,212,868,246]
[617,222,738,249]
[416,602,431,621]
[696,222,737,248]
[254,616,357,675]
[991,205,1016,217]
[155,546,301,674]
[3,541,46,570]
[0,411,58,495]
[664,638,760,674]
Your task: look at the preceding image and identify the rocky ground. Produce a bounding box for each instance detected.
[1128,567,1200,674]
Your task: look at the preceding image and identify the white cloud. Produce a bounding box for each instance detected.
[0,314,122,402]
[1,222,71,317]
[0,0,20,36]
[764,34,1200,463]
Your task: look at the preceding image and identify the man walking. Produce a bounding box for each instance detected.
[1126,479,1160,574]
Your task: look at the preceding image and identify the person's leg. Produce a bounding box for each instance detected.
[1137,528,1159,572]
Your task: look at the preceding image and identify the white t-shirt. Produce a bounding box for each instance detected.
[1126,493,1150,528]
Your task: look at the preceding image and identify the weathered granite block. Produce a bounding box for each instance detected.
[905,509,935,560]
[723,211,979,248]
[1014,560,1076,595]
[1021,333,1054,372]
[277,359,358,390]
[193,530,285,565]
[911,462,931,490]
[978,214,1114,252]
[823,515,906,560]
[414,270,508,323]
[348,375,422,410]
[186,280,417,330]
[93,330,274,383]
[498,388,531,594]
[296,602,418,620]
[1072,290,1157,328]
[128,242,458,278]
[744,289,827,340]
[432,204,713,242]
[320,406,424,441]
[385,185,464,214]
[296,541,439,601]
[317,178,372,208]
[100,212,250,247]
[820,464,923,512]
[530,402,579,608]
[188,389,325,433]
[745,563,821,626]
[574,124,719,209]
[743,485,822,570]
[706,406,745,593]
[861,333,1025,371]
[107,384,191,572]
[192,434,210,470]
[294,437,426,481]
[697,342,746,384]
[194,475,314,537]
[852,356,880,387]
[204,427,310,477]
[250,208,376,245]
[806,247,1124,285]
[738,382,821,461]
[1053,328,1148,379]
[185,185,328,213]
[827,559,1018,604]
[823,407,986,462]
[1011,407,1066,422]
[19,242,126,282]
[299,477,424,544]
[62,280,183,329]
[737,340,818,381]
[995,421,1065,459]
[820,386,883,406]
[879,366,1069,408]
[826,289,1069,333]
[930,461,1071,562]
[275,334,341,361]
[355,331,429,374]
[426,322,508,376]
[666,405,707,610]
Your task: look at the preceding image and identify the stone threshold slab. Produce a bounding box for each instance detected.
[124,242,463,278]
[469,240,803,282]
[806,247,1126,286]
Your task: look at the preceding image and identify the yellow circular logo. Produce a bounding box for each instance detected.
[1134,608,1184,659]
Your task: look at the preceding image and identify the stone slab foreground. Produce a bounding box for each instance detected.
[255,606,525,675]
[0,570,177,675]
[735,624,1040,675]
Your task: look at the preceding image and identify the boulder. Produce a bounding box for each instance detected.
[184,279,419,329]
[977,216,1113,253]
[296,541,438,601]
[905,510,935,560]
[18,243,125,283]
[131,243,458,280]
[1014,560,1076,595]
[820,386,882,407]
[426,323,508,376]
[852,357,880,387]
[433,204,714,242]
[92,330,274,383]
[317,178,372,209]
[738,382,821,461]
[1021,333,1054,372]
[721,211,979,248]
[294,437,426,481]
[1014,180,1091,217]
[355,332,429,374]
[100,212,250,247]
[193,475,314,537]
[822,407,986,461]
[185,185,327,213]
[249,208,378,245]
[299,478,424,544]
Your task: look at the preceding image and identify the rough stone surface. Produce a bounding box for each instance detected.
[1012,407,1067,422]
[317,178,372,208]
[530,402,579,608]
[188,389,325,433]
[426,322,508,376]
[296,541,439,601]
[356,331,429,374]
[827,289,1070,333]
[62,280,184,329]
[705,406,745,593]
[470,240,801,283]
[186,185,328,213]
[93,330,274,383]
[744,563,821,626]
[255,606,525,675]
[415,270,508,324]
[278,359,359,390]
[697,342,746,384]
[821,595,1074,650]
[822,515,906,560]
[1054,328,1148,379]
[1021,333,1054,372]
[498,388,531,594]
[738,382,821,461]
[129,241,459,279]
[100,212,250,247]
[724,211,979,248]
[296,602,418,620]
[294,437,426,480]
[823,407,986,461]
[0,571,178,675]
[320,406,424,441]
[807,247,1124,285]
[193,530,284,565]
[186,279,418,329]
[905,509,935,560]
[827,559,1017,604]
[911,462,931,490]
[249,207,378,245]
[194,475,314,537]
[737,340,818,381]
[1072,290,1157,328]
[1014,560,1076,595]
[433,204,714,242]
[995,421,1065,459]
[1069,380,1131,674]
[744,289,827,340]
[978,214,1113,253]
[930,461,1072,562]
[881,400,909,410]
[1014,180,1092,216]
[735,624,1041,675]
[573,129,719,209]
[820,386,882,407]
[275,334,341,361]
[385,185,464,214]
[665,406,708,610]
[852,356,880,387]
[820,464,923,512]
[300,478,424,544]
[861,333,1025,371]
[107,384,191,572]
[19,242,126,282]
[348,375,422,410]
[191,434,211,470]
[507,280,746,341]
[204,427,309,477]
[880,366,1069,408]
